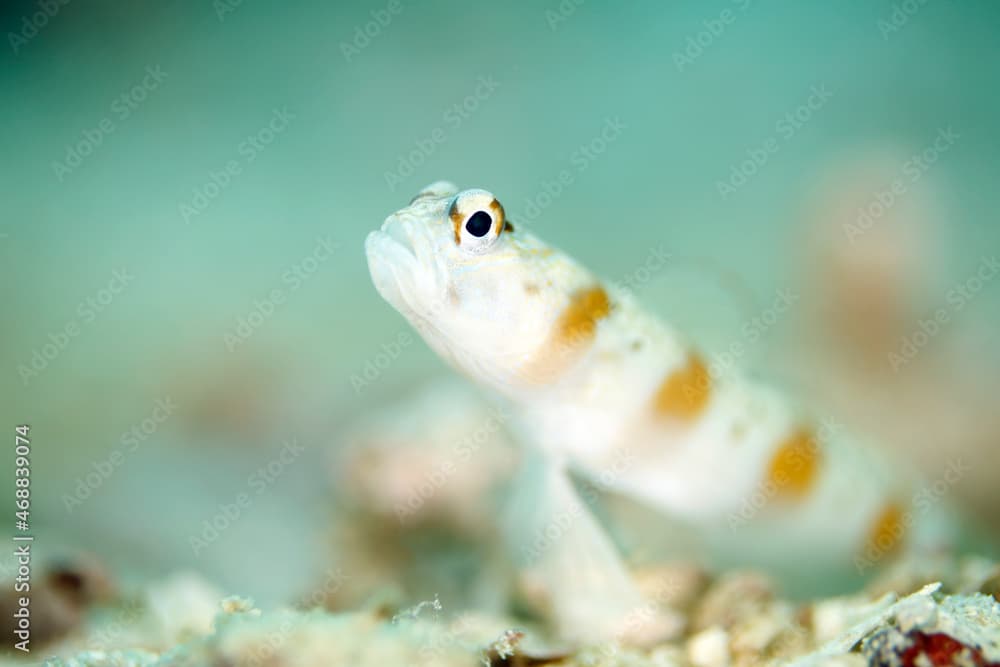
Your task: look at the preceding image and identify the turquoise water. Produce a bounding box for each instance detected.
[1,1,998,600]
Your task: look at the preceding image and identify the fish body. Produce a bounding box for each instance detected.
[365,182,944,642]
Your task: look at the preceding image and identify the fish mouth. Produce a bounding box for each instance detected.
[365,218,427,314]
[380,217,418,257]
[365,231,411,294]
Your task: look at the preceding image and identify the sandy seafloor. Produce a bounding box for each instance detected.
[9,553,1000,667]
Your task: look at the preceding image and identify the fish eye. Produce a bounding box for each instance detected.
[449,189,506,253]
[465,211,493,237]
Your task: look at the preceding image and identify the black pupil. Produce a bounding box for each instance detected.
[465,211,493,238]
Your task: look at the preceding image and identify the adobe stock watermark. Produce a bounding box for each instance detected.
[340,0,403,62]
[726,416,843,530]
[592,573,684,662]
[545,0,585,31]
[707,286,799,384]
[671,286,798,401]
[515,116,626,224]
[349,331,415,394]
[673,0,753,72]
[383,75,501,192]
[214,0,245,21]
[887,254,999,372]
[878,0,932,40]
[607,244,673,297]
[51,66,168,181]
[349,285,471,394]
[18,268,135,386]
[7,0,71,55]
[855,457,970,574]
[179,108,295,224]
[62,397,178,514]
[393,405,511,523]
[189,437,308,556]
[400,608,474,665]
[295,567,349,610]
[843,127,959,245]
[632,285,799,430]
[233,567,348,666]
[520,447,637,565]
[224,235,340,351]
[84,599,144,652]
[716,84,833,199]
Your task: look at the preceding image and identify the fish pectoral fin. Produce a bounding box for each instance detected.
[503,451,672,645]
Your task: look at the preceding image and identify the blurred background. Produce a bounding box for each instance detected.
[1,0,998,619]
